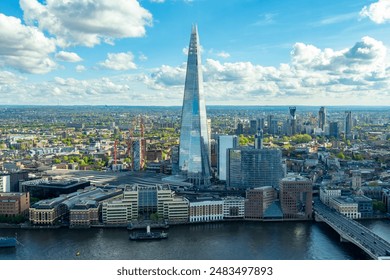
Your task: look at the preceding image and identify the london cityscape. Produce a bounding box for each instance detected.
[1,0,390,262]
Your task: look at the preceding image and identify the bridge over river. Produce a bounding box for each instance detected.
[314,200,390,260]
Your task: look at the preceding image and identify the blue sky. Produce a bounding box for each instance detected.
[0,0,390,106]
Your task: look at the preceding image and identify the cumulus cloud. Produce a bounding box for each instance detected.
[99,52,137,70]
[76,65,86,72]
[55,51,83,62]
[20,0,153,47]
[0,13,56,74]
[0,71,25,84]
[360,0,390,24]
[216,51,230,58]
[143,36,390,105]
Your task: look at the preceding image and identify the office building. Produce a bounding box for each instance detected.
[187,196,223,222]
[245,186,276,220]
[289,107,297,135]
[217,135,238,181]
[0,174,10,192]
[222,196,245,219]
[226,147,284,189]
[179,25,211,187]
[318,106,326,131]
[280,175,313,220]
[0,192,30,217]
[345,111,352,139]
[254,128,263,149]
[329,122,339,139]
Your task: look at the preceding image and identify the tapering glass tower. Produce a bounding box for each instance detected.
[179,25,211,187]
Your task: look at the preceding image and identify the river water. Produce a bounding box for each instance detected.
[1,220,389,260]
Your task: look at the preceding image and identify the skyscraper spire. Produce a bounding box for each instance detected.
[179,25,211,187]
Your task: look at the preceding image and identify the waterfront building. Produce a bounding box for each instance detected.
[69,188,122,227]
[353,195,373,218]
[329,196,361,219]
[245,186,276,220]
[319,187,342,206]
[217,135,238,181]
[187,196,223,222]
[226,147,284,189]
[163,196,189,223]
[29,195,71,225]
[280,175,313,220]
[30,187,122,226]
[179,25,211,187]
[102,199,133,225]
[222,196,245,219]
[0,192,30,217]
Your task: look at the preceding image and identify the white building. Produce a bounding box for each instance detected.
[222,196,245,219]
[320,187,342,206]
[329,197,361,219]
[217,135,237,181]
[0,174,10,192]
[188,197,223,223]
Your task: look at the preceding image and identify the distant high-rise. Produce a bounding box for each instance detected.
[179,25,211,187]
[318,106,326,131]
[289,107,297,135]
[254,128,263,149]
[329,122,339,139]
[345,111,352,139]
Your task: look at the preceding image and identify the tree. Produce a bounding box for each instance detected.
[336,152,345,159]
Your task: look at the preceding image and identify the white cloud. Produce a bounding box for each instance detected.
[0,13,56,74]
[143,36,390,105]
[150,0,165,3]
[76,65,86,72]
[139,53,148,61]
[0,71,25,84]
[360,0,390,24]
[55,51,82,62]
[99,52,137,70]
[20,0,153,47]
[216,51,230,58]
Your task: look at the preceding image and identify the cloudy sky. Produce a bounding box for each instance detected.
[1,0,390,106]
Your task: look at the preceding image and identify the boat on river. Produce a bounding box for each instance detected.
[0,237,17,248]
[129,225,168,241]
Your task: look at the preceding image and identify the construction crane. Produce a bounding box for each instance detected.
[113,139,118,165]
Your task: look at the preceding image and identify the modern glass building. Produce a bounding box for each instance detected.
[179,25,211,187]
[217,135,238,181]
[226,147,284,189]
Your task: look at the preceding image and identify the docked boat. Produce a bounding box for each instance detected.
[0,237,17,248]
[129,225,168,241]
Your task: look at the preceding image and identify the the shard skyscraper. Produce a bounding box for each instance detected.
[179,25,211,187]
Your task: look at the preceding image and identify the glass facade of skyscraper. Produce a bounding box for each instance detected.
[227,147,284,189]
[179,26,211,187]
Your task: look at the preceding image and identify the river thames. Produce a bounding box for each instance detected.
[1,220,389,260]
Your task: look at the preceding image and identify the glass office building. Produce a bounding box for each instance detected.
[226,147,284,189]
[179,25,211,187]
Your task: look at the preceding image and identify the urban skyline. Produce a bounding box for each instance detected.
[1,0,390,106]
